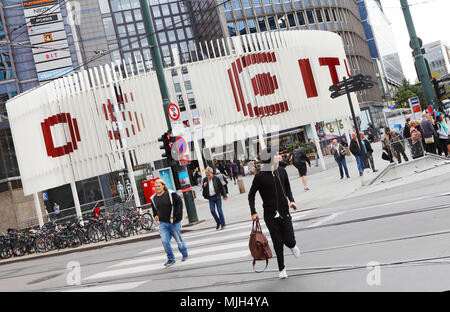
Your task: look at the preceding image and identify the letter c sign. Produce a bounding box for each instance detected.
[41,113,81,158]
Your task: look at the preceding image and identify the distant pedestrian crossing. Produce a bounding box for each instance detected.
[61,210,313,292]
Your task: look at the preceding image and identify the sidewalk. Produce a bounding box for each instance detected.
[0,141,392,265]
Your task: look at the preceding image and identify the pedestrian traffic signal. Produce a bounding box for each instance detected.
[158,131,176,162]
[432,78,447,100]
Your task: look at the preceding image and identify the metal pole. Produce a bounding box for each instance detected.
[139,0,172,131]
[140,0,198,223]
[33,193,44,228]
[400,0,436,110]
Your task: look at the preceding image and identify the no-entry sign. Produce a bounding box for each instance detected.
[168,103,180,121]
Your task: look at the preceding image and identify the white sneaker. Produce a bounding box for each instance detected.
[279,269,288,279]
[291,246,300,258]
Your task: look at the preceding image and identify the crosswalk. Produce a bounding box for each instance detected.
[61,210,313,292]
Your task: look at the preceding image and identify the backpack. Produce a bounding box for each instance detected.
[292,149,305,168]
[249,220,273,272]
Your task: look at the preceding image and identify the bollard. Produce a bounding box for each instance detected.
[237,179,246,194]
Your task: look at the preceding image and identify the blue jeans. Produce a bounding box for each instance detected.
[209,195,225,225]
[159,222,188,262]
[336,157,349,178]
[355,156,364,174]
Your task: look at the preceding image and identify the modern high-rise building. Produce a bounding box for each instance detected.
[423,41,450,77]
[0,0,82,230]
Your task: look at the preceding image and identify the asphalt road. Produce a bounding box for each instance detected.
[1,169,450,292]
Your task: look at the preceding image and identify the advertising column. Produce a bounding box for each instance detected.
[22,0,74,82]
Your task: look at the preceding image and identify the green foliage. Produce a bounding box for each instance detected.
[286,141,315,154]
[392,79,427,109]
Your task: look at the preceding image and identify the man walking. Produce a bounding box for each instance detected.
[350,132,365,176]
[203,167,228,230]
[291,145,311,191]
[249,148,300,279]
[150,179,188,267]
[229,160,239,184]
[360,132,378,173]
[331,139,350,179]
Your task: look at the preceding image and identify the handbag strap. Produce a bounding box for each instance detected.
[253,259,269,273]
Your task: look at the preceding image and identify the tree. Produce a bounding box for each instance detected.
[392,79,427,109]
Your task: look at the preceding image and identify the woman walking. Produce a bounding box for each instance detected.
[331,139,350,179]
[410,120,424,159]
[248,148,301,279]
[150,179,188,267]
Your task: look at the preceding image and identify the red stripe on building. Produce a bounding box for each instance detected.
[122,112,126,120]
[267,52,272,63]
[272,52,276,62]
[247,103,254,117]
[124,94,128,103]
[236,59,242,73]
[108,131,113,140]
[283,101,289,111]
[251,77,259,96]
[126,128,130,137]
[131,125,136,135]
[141,113,145,128]
[254,106,259,117]
[114,130,119,140]
[232,62,247,116]
[66,113,78,150]
[273,76,279,90]
[298,59,318,98]
[228,68,241,112]
[107,99,115,121]
[241,56,247,68]
[102,104,108,120]
[135,112,141,132]
[130,92,134,102]
[275,103,280,113]
[72,118,81,142]
[267,73,275,94]
[128,111,133,121]
[41,120,53,157]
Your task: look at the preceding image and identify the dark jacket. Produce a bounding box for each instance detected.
[403,123,411,139]
[248,166,295,219]
[331,144,346,160]
[362,138,373,153]
[150,190,183,224]
[292,149,311,167]
[202,176,227,199]
[350,139,364,157]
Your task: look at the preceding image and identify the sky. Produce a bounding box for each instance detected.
[379,0,450,82]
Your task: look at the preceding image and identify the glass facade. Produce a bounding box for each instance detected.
[0,0,80,195]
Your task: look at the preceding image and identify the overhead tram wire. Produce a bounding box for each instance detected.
[12,0,233,91]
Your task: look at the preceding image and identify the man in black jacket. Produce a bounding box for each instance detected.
[360,132,377,173]
[151,179,188,267]
[203,167,228,230]
[249,147,300,279]
[350,132,366,176]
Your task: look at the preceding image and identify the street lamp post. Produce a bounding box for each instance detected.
[139,0,198,223]
[399,0,437,110]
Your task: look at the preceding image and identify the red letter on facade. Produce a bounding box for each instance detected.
[298,59,318,98]
[319,57,340,85]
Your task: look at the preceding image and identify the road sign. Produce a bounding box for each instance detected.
[328,74,370,91]
[168,103,180,121]
[42,192,48,201]
[175,136,187,154]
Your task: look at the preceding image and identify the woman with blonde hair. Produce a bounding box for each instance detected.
[150,178,188,267]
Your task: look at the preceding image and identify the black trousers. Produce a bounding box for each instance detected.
[264,215,296,271]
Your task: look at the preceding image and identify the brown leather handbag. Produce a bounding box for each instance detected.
[249,220,273,272]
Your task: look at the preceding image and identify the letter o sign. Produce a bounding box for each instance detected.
[41,113,81,158]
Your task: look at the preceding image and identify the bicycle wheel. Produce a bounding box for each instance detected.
[12,241,26,257]
[140,213,155,231]
[34,235,47,253]
[44,234,56,251]
[87,225,101,243]
[0,245,12,259]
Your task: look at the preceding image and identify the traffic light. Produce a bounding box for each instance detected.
[158,131,176,162]
[432,78,446,100]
